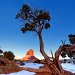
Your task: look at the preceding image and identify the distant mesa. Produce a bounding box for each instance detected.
[21,49,38,62]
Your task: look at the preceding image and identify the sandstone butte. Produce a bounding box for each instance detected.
[21,49,35,61]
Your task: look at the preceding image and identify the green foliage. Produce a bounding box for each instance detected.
[68,34,75,44]
[3,51,15,61]
[60,34,75,59]
[60,44,75,59]
[37,12,50,21]
[45,23,50,29]
[22,4,30,13]
[61,51,73,58]
[16,4,51,33]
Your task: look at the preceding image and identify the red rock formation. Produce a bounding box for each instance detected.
[28,56,39,62]
[26,49,34,56]
[21,49,38,62]
[22,55,32,61]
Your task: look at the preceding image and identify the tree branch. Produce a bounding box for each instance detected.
[22,67,51,73]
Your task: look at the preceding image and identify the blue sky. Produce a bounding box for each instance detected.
[0,0,75,59]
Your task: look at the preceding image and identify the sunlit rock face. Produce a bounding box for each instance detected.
[22,55,32,61]
[26,49,34,56]
[21,49,35,61]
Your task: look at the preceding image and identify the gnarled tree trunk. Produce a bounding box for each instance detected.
[38,32,63,75]
[37,32,50,60]
[17,32,64,75]
[54,46,64,73]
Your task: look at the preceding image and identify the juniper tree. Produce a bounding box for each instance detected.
[3,51,15,61]
[16,4,50,61]
[60,34,75,59]
[16,4,63,75]
[68,34,75,45]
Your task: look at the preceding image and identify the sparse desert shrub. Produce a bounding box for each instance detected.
[3,51,15,61]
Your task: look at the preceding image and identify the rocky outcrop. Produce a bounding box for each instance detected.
[21,49,39,62]
[28,56,39,63]
[22,55,32,61]
[26,49,34,56]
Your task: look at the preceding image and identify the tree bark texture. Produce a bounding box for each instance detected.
[38,32,63,75]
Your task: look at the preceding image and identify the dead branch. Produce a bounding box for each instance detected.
[22,67,51,73]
